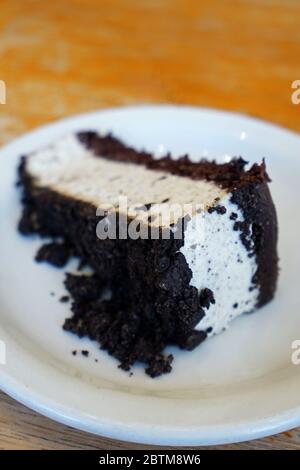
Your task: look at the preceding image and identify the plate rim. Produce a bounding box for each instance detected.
[1,374,300,446]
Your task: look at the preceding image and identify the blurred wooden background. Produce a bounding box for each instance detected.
[0,0,299,450]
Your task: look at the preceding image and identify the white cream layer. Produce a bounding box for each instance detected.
[180,194,258,335]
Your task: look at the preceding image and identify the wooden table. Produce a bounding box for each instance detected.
[0,0,299,450]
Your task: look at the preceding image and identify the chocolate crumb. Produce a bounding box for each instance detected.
[199,288,216,309]
[64,273,103,302]
[35,242,71,268]
[145,354,173,378]
[182,330,207,351]
[208,205,227,215]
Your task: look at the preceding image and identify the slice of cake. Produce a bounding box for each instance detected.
[18,132,278,377]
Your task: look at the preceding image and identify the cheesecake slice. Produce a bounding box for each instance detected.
[18,132,278,377]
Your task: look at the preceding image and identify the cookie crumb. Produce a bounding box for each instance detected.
[35,242,71,268]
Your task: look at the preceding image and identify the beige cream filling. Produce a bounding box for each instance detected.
[27,134,227,226]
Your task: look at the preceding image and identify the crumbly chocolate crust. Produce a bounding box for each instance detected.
[35,241,72,268]
[17,133,278,376]
[231,181,278,306]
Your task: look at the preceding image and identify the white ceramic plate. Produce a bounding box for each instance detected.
[0,105,299,446]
